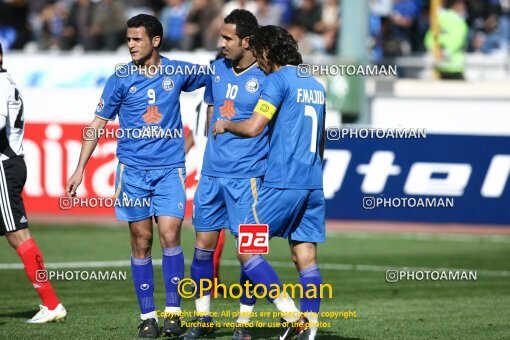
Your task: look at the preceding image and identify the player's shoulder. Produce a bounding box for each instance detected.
[0,70,16,95]
[211,57,231,74]
[105,60,135,86]
[266,67,289,86]
[307,75,326,93]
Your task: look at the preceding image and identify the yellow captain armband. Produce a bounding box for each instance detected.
[254,99,277,120]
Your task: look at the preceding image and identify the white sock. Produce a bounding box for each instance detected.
[307,312,319,339]
[195,294,211,317]
[236,303,255,324]
[273,296,300,322]
[164,306,181,316]
[141,310,157,321]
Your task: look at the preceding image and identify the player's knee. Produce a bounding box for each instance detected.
[159,233,180,248]
[5,229,31,249]
[293,252,317,271]
[131,245,152,258]
[131,235,153,257]
[195,231,218,249]
[236,252,254,265]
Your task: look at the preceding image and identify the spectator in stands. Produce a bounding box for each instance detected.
[38,0,66,50]
[60,0,97,51]
[90,0,126,51]
[0,0,31,50]
[383,0,422,56]
[425,0,468,80]
[184,0,221,50]
[466,0,501,53]
[124,0,155,18]
[291,0,339,54]
[222,0,257,18]
[254,0,282,26]
[321,0,340,53]
[160,0,189,50]
[499,0,510,50]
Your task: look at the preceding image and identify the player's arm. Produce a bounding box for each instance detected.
[0,82,8,130]
[185,131,194,154]
[213,112,269,138]
[66,116,109,197]
[0,97,6,131]
[0,115,6,131]
[320,107,326,160]
[213,98,275,138]
[205,104,213,137]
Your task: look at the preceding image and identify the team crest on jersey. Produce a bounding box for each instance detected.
[129,86,137,93]
[245,78,259,93]
[162,77,174,91]
[96,98,104,112]
[215,75,220,82]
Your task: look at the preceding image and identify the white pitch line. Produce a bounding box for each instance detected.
[0,259,508,278]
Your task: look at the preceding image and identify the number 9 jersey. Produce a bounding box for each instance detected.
[254,65,326,189]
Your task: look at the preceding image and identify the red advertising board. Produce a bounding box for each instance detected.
[23,123,197,218]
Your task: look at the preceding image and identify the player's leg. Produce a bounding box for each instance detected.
[155,216,186,337]
[288,189,326,340]
[1,156,66,323]
[290,242,321,340]
[235,187,308,331]
[224,177,263,335]
[151,167,187,337]
[115,164,158,338]
[129,218,158,338]
[5,229,67,323]
[183,175,227,339]
[212,229,226,295]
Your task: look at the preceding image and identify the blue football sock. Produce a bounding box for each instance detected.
[162,246,184,308]
[131,256,155,314]
[299,264,322,314]
[190,246,214,297]
[240,268,257,305]
[242,255,282,303]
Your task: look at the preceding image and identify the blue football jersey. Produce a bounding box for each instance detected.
[95,56,206,169]
[254,66,325,189]
[201,58,268,178]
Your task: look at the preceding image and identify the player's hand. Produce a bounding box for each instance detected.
[66,171,83,197]
[212,120,229,138]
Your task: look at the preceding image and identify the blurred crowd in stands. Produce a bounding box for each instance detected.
[0,0,509,59]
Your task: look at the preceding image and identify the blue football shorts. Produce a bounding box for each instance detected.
[114,163,186,222]
[192,175,262,234]
[244,186,325,243]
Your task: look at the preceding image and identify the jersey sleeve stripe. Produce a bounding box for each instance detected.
[250,178,261,224]
[114,163,125,199]
[95,114,114,121]
[178,168,186,192]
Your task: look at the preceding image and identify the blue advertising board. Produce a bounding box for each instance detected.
[324,133,510,225]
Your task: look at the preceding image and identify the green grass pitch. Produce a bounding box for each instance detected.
[0,224,509,339]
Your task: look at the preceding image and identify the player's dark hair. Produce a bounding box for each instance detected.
[224,9,259,41]
[250,25,302,68]
[127,14,164,48]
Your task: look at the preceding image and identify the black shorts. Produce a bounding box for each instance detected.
[0,156,29,236]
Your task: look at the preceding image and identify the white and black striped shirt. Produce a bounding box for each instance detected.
[0,69,24,161]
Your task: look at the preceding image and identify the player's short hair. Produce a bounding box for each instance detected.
[250,25,303,68]
[127,14,164,48]
[224,9,259,41]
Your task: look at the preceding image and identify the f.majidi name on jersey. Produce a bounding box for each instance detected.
[297,88,325,104]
